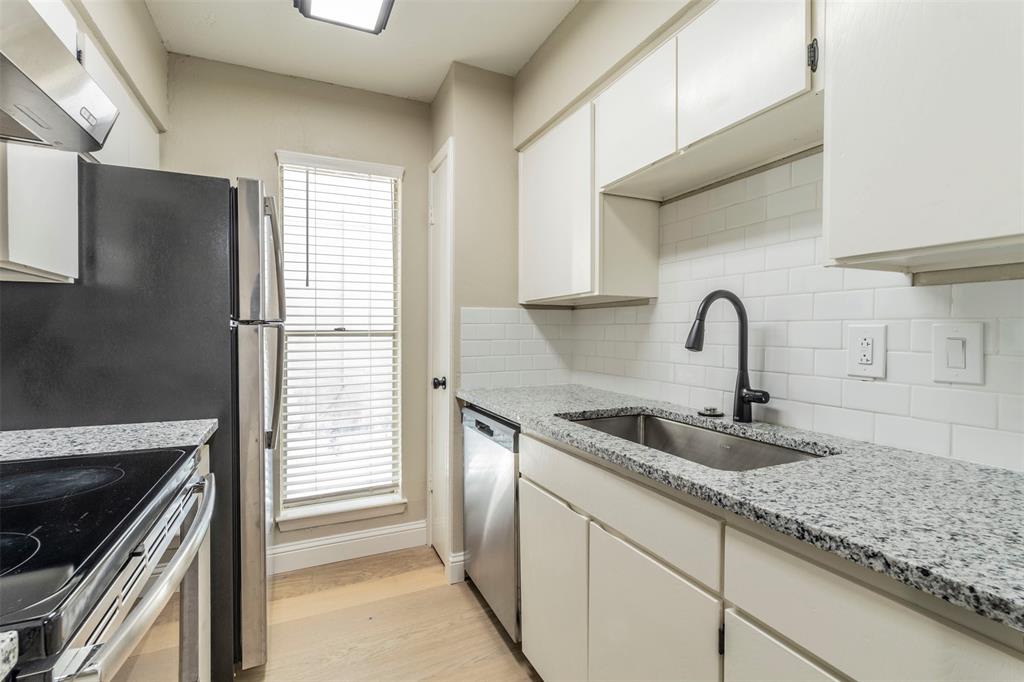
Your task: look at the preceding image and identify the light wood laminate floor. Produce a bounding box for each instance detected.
[116,547,538,681]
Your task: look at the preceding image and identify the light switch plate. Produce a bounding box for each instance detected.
[847,324,886,379]
[932,322,983,384]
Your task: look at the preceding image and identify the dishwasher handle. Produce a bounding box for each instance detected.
[462,407,519,452]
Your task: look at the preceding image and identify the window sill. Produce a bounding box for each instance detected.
[275,493,407,532]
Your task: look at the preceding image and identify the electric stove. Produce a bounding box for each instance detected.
[0,447,198,675]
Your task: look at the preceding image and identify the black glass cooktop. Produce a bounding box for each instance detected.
[0,448,195,662]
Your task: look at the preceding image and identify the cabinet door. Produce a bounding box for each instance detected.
[519,478,589,681]
[588,523,720,682]
[1,143,79,282]
[723,609,837,682]
[677,0,810,149]
[518,106,593,303]
[825,1,1023,262]
[595,39,676,188]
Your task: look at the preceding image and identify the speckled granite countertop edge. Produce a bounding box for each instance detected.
[0,419,219,461]
[0,630,17,680]
[458,384,1024,634]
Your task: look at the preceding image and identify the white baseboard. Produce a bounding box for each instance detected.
[268,520,427,574]
[446,551,466,584]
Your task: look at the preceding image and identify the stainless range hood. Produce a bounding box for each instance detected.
[0,0,118,153]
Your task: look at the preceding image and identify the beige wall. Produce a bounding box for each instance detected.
[68,0,169,130]
[429,62,518,557]
[513,0,688,147]
[161,55,432,545]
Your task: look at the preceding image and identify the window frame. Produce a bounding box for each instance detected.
[273,150,406,530]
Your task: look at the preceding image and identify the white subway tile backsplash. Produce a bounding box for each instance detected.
[875,286,951,319]
[725,198,766,229]
[745,164,791,198]
[789,375,842,406]
[813,290,874,320]
[745,269,789,297]
[874,415,951,457]
[843,379,910,415]
[463,155,1022,471]
[766,183,816,219]
[911,386,998,428]
[951,280,1024,318]
[765,294,813,321]
[998,394,1024,433]
[788,321,842,349]
[789,265,844,293]
[813,405,874,441]
[765,238,816,270]
[790,154,824,186]
[998,318,1024,355]
[951,426,1024,470]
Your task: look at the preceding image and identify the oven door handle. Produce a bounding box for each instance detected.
[59,474,216,682]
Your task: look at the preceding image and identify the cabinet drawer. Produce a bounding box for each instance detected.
[723,609,836,682]
[724,529,1024,681]
[521,435,721,590]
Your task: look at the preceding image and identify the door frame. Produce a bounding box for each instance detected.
[426,137,459,582]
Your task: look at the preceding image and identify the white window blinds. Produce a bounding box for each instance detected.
[279,156,401,508]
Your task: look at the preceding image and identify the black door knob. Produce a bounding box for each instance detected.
[432,376,447,390]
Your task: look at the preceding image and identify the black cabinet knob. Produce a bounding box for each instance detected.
[432,376,447,390]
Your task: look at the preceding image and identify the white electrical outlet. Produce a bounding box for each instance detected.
[857,336,874,365]
[847,324,886,379]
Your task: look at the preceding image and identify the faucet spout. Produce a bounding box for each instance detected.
[684,290,770,423]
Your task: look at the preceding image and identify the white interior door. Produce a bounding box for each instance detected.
[427,139,454,578]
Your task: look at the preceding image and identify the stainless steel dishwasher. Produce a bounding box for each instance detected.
[462,406,520,642]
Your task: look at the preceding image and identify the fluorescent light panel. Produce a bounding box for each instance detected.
[293,0,395,34]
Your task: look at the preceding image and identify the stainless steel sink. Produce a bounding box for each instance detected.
[570,414,819,471]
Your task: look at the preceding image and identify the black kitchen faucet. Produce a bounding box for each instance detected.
[685,289,770,423]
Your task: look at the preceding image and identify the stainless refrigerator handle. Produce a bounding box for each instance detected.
[267,321,285,450]
[264,195,287,322]
[60,475,216,682]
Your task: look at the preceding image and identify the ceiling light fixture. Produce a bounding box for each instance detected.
[292,0,395,34]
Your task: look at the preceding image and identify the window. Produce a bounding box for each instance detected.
[277,152,402,515]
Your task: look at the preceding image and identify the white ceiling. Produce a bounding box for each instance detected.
[145,0,577,102]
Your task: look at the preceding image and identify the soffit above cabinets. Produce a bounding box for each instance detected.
[144,0,577,102]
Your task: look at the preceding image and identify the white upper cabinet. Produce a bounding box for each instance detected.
[824,0,1024,273]
[518,106,594,303]
[518,106,659,306]
[595,38,677,189]
[677,0,810,149]
[1,143,79,283]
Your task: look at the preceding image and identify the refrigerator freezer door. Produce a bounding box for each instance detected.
[237,323,269,669]
[236,178,285,323]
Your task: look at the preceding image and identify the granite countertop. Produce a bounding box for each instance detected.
[458,384,1024,634]
[0,631,15,680]
[0,419,219,461]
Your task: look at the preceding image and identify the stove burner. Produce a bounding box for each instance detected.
[0,532,42,576]
[0,466,125,508]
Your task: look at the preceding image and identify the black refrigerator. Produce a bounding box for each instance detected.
[0,160,283,679]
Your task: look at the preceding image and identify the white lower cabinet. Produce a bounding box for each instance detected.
[588,523,720,682]
[518,436,1024,681]
[519,478,589,682]
[723,609,836,682]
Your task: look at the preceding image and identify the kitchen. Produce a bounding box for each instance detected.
[0,0,1022,680]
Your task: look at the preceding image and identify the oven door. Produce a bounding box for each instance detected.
[53,473,216,682]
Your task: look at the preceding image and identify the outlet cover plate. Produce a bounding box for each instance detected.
[931,322,984,384]
[847,324,886,379]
